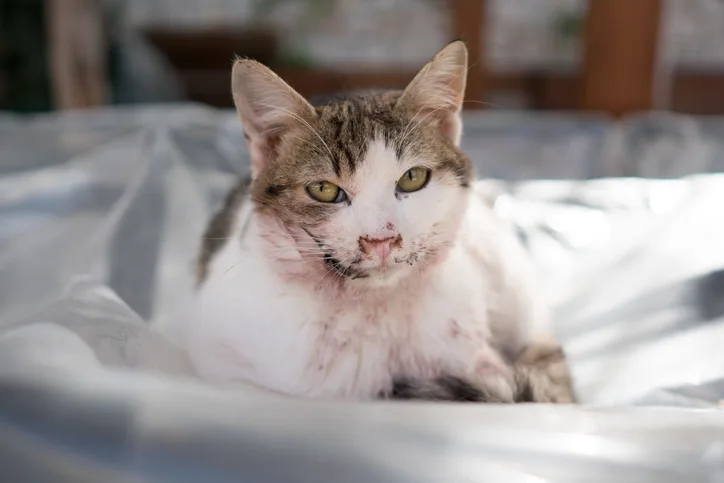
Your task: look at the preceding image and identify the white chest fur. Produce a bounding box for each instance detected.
[186,193,550,399]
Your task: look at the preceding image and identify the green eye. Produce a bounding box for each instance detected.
[306,181,347,203]
[396,167,430,193]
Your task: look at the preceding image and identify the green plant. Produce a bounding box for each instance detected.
[0,0,51,112]
[251,0,338,69]
[252,0,337,26]
[551,8,583,42]
[251,0,441,69]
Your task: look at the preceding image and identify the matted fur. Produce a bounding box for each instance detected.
[188,41,574,403]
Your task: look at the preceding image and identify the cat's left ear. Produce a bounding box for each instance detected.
[231,58,317,178]
[396,41,468,146]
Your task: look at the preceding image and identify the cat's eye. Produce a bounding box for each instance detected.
[306,181,347,203]
[396,167,431,193]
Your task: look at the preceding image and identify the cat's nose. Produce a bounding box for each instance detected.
[359,235,402,260]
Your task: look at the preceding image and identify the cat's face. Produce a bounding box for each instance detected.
[254,105,471,288]
[234,41,472,289]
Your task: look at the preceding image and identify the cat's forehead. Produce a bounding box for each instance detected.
[273,96,408,179]
[315,95,409,174]
[347,138,410,194]
[265,93,471,189]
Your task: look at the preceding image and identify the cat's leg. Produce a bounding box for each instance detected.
[513,338,576,403]
[386,351,517,403]
[385,341,576,404]
[388,375,511,402]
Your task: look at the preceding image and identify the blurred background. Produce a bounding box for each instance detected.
[3,0,724,116]
[1,6,724,464]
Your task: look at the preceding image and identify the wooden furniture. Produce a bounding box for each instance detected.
[138,0,667,116]
[46,0,724,115]
[140,0,490,108]
[580,0,663,116]
[451,0,487,106]
[46,0,107,109]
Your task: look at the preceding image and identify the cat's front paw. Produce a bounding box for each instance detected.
[514,338,576,403]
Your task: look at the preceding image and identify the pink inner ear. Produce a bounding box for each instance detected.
[397,80,465,145]
[247,134,278,178]
[436,111,462,145]
[396,43,467,146]
[232,59,318,178]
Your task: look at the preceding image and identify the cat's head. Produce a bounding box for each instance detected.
[232,41,473,289]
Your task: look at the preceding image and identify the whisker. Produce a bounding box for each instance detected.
[263,252,316,258]
[256,102,335,162]
[264,243,324,248]
[265,256,324,264]
[286,134,317,149]
[314,263,336,286]
[399,62,476,145]
[201,238,324,248]
[215,259,247,285]
[262,253,321,259]
[464,99,503,109]
[400,99,456,148]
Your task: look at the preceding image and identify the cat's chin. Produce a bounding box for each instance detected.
[344,265,415,290]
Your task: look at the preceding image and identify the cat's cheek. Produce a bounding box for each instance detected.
[397,184,466,241]
[317,214,360,252]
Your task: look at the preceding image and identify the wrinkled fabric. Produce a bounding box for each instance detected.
[0,105,723,482]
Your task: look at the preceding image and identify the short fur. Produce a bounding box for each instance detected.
[388,339,576,403]
[197,177,251,283]
[186,41,574,402]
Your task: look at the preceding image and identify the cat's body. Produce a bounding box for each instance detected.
[190,178,547,400]
[185,41,574,402]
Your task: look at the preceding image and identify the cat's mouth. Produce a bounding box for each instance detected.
[301,227,369,280]
[300,227,424,282]
[322,252,369,280]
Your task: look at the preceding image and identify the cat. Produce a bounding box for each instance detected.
[186,40,575,403]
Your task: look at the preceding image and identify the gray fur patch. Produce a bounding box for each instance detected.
[196,176,251,284]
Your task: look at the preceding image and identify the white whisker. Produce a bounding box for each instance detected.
[256,102,335,162]
[399,62,474,145]
[400,101,454,148]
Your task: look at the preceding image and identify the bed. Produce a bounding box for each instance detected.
[1,105,722,482]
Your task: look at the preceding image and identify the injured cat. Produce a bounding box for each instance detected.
[186,40,575,403]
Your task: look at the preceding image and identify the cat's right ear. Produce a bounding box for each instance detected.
[231,59,316,178]
[395,41,468,146]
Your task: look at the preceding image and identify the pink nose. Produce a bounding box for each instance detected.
[359,235,401,260]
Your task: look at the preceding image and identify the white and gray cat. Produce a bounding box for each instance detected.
[186,41,574,403]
